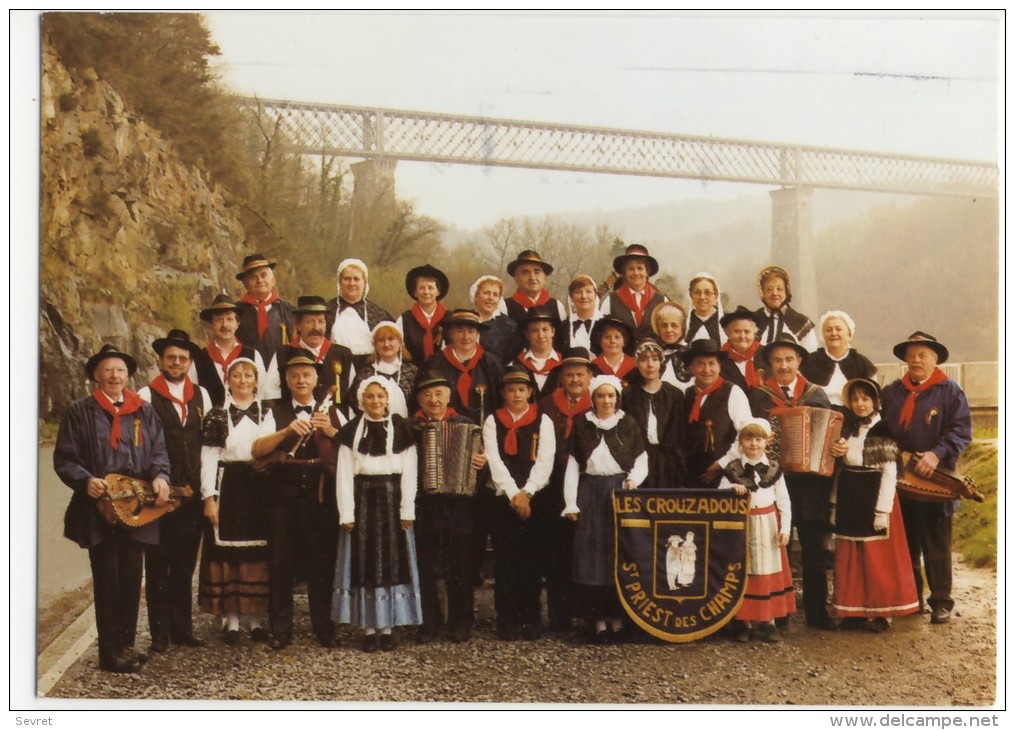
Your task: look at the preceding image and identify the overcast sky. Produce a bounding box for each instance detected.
[205,11,1001,229]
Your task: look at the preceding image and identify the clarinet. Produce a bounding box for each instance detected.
[287,393,334,458]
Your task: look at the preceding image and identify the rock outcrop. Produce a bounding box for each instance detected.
[40,36,247,420]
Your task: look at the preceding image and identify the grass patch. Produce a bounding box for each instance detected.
[39,419,60,445]
[952,441,998,568]
[973,424,998,440]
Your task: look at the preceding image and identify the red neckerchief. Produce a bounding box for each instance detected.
[149,374,195,423]
[765,376,805,407]
[511,288,551,309]
[688,376,725,423]
[898,367,949,429]
[519,350,561,376]
[207,341,243,380]
[443,345,486,407]
[614,282,657,327]
[593,354,636,379]
[496,404,538,456]
[240,291,280,338]
[551,387,592,438]
[413,406,460,422]
[291,336,332,363]
[722,341,761,389]
[410,302,447,361]
[93,388,145,449]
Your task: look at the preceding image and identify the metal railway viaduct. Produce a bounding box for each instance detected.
[238,98,998,358]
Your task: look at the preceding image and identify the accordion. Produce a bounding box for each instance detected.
[769,406,843,477]
[421,421,483,496]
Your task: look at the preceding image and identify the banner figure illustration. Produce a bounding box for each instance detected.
[614,489,751,642]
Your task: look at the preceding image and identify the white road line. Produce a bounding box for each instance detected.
[37,603,97,697]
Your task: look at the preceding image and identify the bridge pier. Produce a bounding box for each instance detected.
[348,157,398,250]
[769,186,819,321]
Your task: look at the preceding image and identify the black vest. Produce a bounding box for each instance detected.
[147,386,203,492]
[400,310,444,367]
[569,414,644,474]
[192,344,258,408]
[493,414,544,488]
[606,290,668,343]
[685,382,738,476]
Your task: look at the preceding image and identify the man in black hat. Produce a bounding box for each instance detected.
[748,333,836,630]
[536,347,595,634]
[54,345,172,673]
[504,250,567,353]
[423,309,505,423]
[193,294,265,408]
[286,295,354,405]
[137,330,212,652]
[234,253,296,400]
[601,244,670,342]
[483,367,556,640]
[880,332,972,625]
[682,339,752,485]
[509,305,563,400]
[411,372,487,643]
[251,351,344,649]
[249,351,345,649]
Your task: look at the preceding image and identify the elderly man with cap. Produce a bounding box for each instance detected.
[681,339,752,486]
[536,347,595,633]
[193,294,266,408]
[601,243,670,343]
[423,309,505,424]
[754,265,818,352]
[880,332,972,625]
[54,344,172,673]
[287,295,354,405]
[509,305,563,400]
[504,250,568,354]
[397,264,450,366]
[325,258,395,370]
[483,367,556,640]
[411,371,488,643]
[137,330,212,652]
[234,254,296,400]
[748,333,836,630]
[719,305,766,392]
[251,350,344,649]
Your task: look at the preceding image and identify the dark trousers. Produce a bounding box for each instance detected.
[900,497,954,611]
[785,474,832,624]
[269,488,339,640]
[489,496,542,629]
[89,531,144,661]
[416,528,475,633]
[144,497,203,639]
[533,489,575,630]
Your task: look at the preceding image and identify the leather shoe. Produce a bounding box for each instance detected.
[379,633,394,652]
[148,635,170,654]
[591,629,611,646]
[416,625,440,644]
[732,621,750,643]
[224,629,240,646]
[99,651,142,674]
[316,634,336,648]
[807,615,838,631]
[171,630,206,648]
[521,624,542,641]
[250,627,269,643]
[931,606,951,625]
[497,623,518,641]
[268,635,291,651]
[361,634,378,653]
[449,626,471,644]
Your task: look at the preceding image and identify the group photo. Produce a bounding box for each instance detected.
[20,10,1001,715]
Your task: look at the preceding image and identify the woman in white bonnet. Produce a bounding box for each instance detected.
[325,258,394,369]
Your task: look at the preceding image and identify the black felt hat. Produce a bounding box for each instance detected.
[235,253,276,281]
[892,331,949,364]
[720,305,764,331]
[506,250,554,277]
[759,333,809,364]
[152,329,201,358]
[84,344,137,380]
[405,264,450,300]
[678,338,729,366]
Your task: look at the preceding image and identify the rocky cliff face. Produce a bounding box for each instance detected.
[40,37,248,420]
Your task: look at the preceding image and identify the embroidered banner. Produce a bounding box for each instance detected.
[614,489,750,642]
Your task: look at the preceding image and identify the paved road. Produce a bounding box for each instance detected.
[38,446,91,608]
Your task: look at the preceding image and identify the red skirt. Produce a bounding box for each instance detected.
[736,504,796,622]
[833,498,919,618]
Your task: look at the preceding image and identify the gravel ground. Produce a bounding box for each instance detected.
[45,557,997,707]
